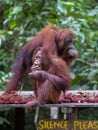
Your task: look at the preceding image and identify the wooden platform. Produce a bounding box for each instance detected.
[0,90,98,108]
[0,90,98,130]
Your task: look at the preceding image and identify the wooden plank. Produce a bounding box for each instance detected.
[0,103,98,108]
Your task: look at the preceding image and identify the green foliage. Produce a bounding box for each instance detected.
[0,0,97,90]
[0,108,14,129]
[0,117,10,125]
[55,0,98,90]
[0,0,98,127]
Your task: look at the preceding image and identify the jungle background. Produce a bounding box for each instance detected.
[0,0,98,129]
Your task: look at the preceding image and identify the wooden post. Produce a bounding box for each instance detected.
[15,108,25,130]
[34,107,39,130]
[61,108,67,119]
[50,107,59,119]
[66,108,79,120]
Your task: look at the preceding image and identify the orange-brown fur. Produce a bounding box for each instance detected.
[5,25,78,93]
[25,47,71,107]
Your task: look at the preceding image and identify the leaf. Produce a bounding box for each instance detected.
[0,117,10,125]
[88,9,98,16]
[62,2,75,6]
[57,0,67,14]
[9,19,18,29]
[70,72,76,79]
[12,6,22,14]
[88,70,98,80]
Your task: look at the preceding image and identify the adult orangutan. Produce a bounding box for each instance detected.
[24,47,71,107]
[5,25,78,93]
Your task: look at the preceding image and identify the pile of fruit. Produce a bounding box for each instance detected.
[0,91,98,104]
[59,91,98,103]
[0,91,36,104]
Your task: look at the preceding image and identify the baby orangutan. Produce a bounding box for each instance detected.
[24,47,71,108]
